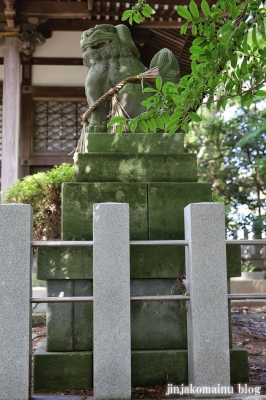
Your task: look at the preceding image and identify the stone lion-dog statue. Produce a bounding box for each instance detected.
[80,24,180,133]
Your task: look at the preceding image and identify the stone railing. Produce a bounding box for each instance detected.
[1,203,266,400]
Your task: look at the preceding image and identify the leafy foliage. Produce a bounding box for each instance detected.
[110,0,266,134]
[2,163,74,240]
[121,0,155,25]
[185,101,266,236]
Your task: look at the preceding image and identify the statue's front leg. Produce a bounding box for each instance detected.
[85,68,111,133]
[88,101,110,133]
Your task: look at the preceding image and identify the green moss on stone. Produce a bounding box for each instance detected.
[227,245,242,277]
[46,280,74,352]
[62,182,148,240]
[230,345,249,383]
[33,344,248,392]
[33,341,93,392]
[85,132,184,154]
[37,245,240,280]
[132,350,188,387]
[37,247,93,280]
[132,346,248,387]
[74,153,197,183]
[148,182,212,239]
[74,280,93,351]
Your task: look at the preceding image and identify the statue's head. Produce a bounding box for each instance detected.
[80,24,140,64]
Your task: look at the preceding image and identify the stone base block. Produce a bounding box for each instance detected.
[85,132,184,154]
[34,341,93,393]
[74,152,197,182]
[33,344,248,392]
[37,245,240,280]
[62,182,148,241]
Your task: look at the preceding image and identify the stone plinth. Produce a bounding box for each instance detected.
[34,132,247,392]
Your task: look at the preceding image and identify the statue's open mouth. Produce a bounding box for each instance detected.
[81,31,115,52]
[91,42,108,50]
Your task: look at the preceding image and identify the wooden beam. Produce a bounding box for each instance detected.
[22,85,86,98]
[31,57,83,66]
[19,1,91,19]
[37,18,182,31]
[20,156,75,165]
[129,20,182,28]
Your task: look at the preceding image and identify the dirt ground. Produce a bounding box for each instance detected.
[32,305,266,398]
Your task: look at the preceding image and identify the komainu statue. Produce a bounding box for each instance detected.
[80,24,180,133]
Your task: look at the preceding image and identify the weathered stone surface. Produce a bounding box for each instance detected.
[131,279,187,350]
[37,247,93,280]
[33,344,248,392]
[62,182,148,240]
[132,350,188,387]
[148,182,212,239]
[227,245,242,277]
[46,280,74,352]
[93,203,131,399]
[74,280,93,351]
[34,341,93,392]
[131,246,185,278]
[85,132,184,154]
[0,204,32,400]
[74,153,197,183]
[230,345,249,383]
[185,203,230,392]
[131,346,248,387]
[37,245,241,280]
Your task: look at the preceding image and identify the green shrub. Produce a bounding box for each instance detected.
[2,163,74,240]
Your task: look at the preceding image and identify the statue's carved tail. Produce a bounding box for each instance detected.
[149,48,180,85]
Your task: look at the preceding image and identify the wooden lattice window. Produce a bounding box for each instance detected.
[33,100,88,153]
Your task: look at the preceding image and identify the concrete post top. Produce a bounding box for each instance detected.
[93,202,129,206]
[0,203,32,209]
[185,202,224,208]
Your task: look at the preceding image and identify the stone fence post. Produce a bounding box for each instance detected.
[93,202,131,400]
[0,204,32,400]
[184,203,230,397]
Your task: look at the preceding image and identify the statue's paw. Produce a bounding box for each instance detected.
[88,124,107,133]
[94,124,107,133]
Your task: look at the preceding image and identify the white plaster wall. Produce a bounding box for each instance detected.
[32,31,87,86]
[32,65,87,86]
[34,31,84,58]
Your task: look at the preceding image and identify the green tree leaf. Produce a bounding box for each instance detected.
[176,6,192,20]
[117,122,124,135]
[156,76,163,91]
[121,10,133,20]
[189,0,199,17]
[188,112,202,122]
[155,116,165,130]
[230,3,238,18]
[147,118,157,132]
[201,0,210,16]
[180,21,189,35]
[144,5,155,14]
[139,120,148,132]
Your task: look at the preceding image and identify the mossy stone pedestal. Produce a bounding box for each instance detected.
[34,132,248,392]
